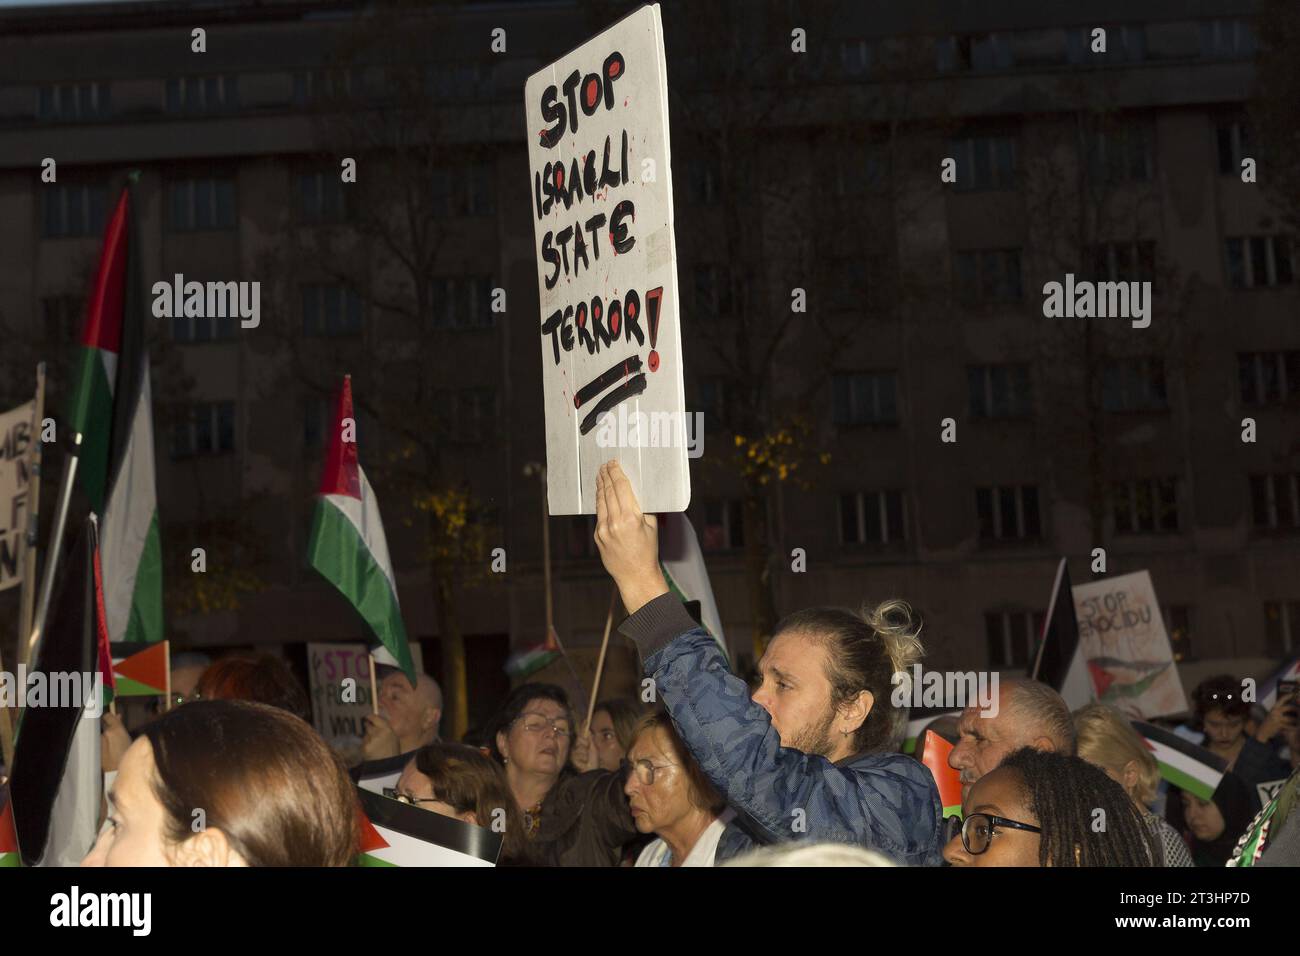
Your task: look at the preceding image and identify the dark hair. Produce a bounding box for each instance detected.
[195,653,310,721]
[1193,674,1250,722]
[773,600,924,753]
[631,710,727,815]
[140,699,358,866]
[593,698,643,752]
[411,743,534,865]
[998,747,1158,867]
[485,682,573,764]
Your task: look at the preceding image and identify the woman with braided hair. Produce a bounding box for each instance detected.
[943,746,1159,866]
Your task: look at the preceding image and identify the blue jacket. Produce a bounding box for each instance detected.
[619,593,944,866]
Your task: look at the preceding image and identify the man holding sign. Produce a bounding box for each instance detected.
[593,460,943,865]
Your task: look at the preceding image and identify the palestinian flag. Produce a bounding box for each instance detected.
[1132,719,1226,801]
[901,709,959,755]
[9,518,102,866]
[355,787,500,867]
[109,641,170,698]
[920,730,963,817]
[1031,557,1093,709]
[0,792,18,867]
[659,512,728,661]
[504,626,561,680]
[307,376,416,686]
[67,183,163,645]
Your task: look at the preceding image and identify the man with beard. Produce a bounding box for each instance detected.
[948,678,1075,800]
[594,461,943,865]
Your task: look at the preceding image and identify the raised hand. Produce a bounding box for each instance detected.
[594,460,668,615]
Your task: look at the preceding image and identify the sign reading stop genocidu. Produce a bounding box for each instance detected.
[524,3,689,515]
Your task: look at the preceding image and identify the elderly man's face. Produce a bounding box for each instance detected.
[623,726,693,836]
[949,688,1026,800]
[378,673,429,740]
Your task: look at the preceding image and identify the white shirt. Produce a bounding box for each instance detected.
[635,814,730,868]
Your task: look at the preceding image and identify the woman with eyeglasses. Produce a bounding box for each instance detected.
[390,743,534,865]
[485,682,639,866]
[625,711,731,866]
[942,747,1158,866]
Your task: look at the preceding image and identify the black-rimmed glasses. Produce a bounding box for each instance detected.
[955,812,1042,855]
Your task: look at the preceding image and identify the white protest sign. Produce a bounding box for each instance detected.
[307,641,425,754]
[525,3,689,515]
[0,399,36,592]
[1071,570,1188,718]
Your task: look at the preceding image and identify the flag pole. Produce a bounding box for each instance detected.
[368,653,379,716]
[16,362,46,666]
[163,639,172,711]
[584,586,618,735]
[24,430,82,670]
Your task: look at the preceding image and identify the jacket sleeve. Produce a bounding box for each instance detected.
[619,593,941,864]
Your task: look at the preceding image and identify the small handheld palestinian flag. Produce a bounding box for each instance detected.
[504,626,561,680]
[0,792,18,867]
[920,730,963,818]
[1132,719,1226,801]
[307,376,417,687]
[108,641,170,699]
[355,786,501,867]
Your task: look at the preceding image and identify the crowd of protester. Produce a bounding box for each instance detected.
[76,462,1299,867]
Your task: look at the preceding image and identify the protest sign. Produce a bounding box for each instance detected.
[356,786,500,867]
[1072,570,1188,718]
[525,3,689,514]
[308,641,425,753]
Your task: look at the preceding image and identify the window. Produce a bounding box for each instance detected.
[985,609,1045,669]
[700,499,744,552]
[697,377,727,426]
[832,371,898,425]
[1217,119,1256,176]
[839,39,873,76]
[167,177,236,231]
[1163,605,1193,662]
[953,249,1023,303]
[1201,20,1257,59]
[171,401,235,459]
[937,34,1011,73]
[1264,601,1300,657]
[41,295,81,347]
[172,313,236,343]
[1066,25,1147,64]
[302,284,363,336]
[42,183,108,238]
[1102,357,1167,411]
[430,276,495,330]
[297,171,350,223]
[1238,352,1300,406]
[694,263,735,316]
[1250,474,1300,531]
[1089,240,1156,283]
[1225,236,1294,289]
[968,364,1032,419]
[1085,120,1154,184]
[565,515,598,559]
[165,75,238,113]
[294,68,363,105]
[431,164,495,218]
[840,490,906,544]
[976,485,1041,541]
[434,388,495,442]
[949,134,1018,191]
[37,82,111,121]
[1112,478,1179,533]
[687,155,722,205]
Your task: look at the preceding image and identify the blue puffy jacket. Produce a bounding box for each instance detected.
[619,593,944,866]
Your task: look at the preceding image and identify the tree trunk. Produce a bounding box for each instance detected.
[743,484,778,662]
[434,565,468,741]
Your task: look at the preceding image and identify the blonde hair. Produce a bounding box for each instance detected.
[1072,703,1160,807]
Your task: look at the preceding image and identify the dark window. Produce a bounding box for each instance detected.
[832,371,898,425]
[167,177,236,232]
[1102,357,1167,411]
[1086,121,1154,184]
[1201,20,1257,59]
[840,490,906,544]
[1112,478,1179,533]
[1250,474,1300,531]
[171,401,236,459]
[950,134,1017,191]
[954,249,1023,303]
[431,276,495,330]
[1225,236,1294,289]
[302,284,363,336]
[976,485,1041,541]
[968,364,1032,419]
[42,183,108,238]
[700,499,744,552]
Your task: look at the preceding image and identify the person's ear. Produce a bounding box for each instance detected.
[171,828,246,868]
[496,729,510,763]
[1031,735,1058,754]
[839,690,874,735]
[1121,759,1141,794]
